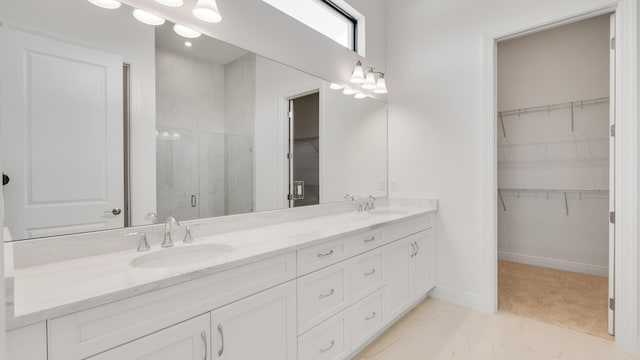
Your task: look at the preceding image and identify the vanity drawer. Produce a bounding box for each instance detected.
[298,262,349,334]
[49,252,296,360]
[383,214,432,243]
[349,229,385,256]
[350,249,384,303]
[350,288,385,351]
[298,310,350,360]
[298,237,349,276]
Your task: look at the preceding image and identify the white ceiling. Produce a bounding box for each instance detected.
[155,21,248,65]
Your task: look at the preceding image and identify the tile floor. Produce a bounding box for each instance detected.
[353,298,637,360]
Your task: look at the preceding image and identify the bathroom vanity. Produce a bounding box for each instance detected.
[6,200,436,360]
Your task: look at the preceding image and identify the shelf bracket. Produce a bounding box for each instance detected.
[564,192,569,216]
[570,102,575,131]
[499,112,506,138]
[499,189,506,212]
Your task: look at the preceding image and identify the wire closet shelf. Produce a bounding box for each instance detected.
[498,188,609,215]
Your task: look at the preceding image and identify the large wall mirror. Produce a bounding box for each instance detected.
[0,0,388,241]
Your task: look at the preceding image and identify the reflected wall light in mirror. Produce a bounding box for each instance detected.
[349,61,388,94]
[329,83,344,90]
[156,0,184,7]
[133,9,166,26]
[87,0,121,9]
[343,88,357,95]
[173,24,202,38]
[350,61,365,84]
[193,0,223,23]
[374,74,388,94]
[354,93,367,99]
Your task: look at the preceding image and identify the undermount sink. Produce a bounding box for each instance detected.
[367,209,408,216]
[130,244,234,269]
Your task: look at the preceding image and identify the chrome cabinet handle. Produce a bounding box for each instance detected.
[318,340,335,354]
[318,288,335,299]
[201,331,208,360]
[317,249,334,258]
[365,312,376,321]
[415,241,420,256]
[364,269,376,276]
[364,236,376,243]
[410,242,416,258]
[217,324,224,357]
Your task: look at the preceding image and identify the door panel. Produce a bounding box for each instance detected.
[383,238,411,320]
[608,12,616,336]
[0,28,124,239]
[288,93,320,208]
[410,232,431,298]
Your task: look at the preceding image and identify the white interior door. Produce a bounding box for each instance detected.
[608,13,616,336]
[0,27,124,240]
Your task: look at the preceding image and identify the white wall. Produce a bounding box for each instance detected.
[497,16,610,276]
[121,0,387,100]
[386,0,619,309]
[0,0,157,227]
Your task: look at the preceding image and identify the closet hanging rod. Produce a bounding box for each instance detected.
[498,97,609,118]
[499,188,608,193]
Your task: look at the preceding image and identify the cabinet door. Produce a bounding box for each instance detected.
[383,237,412,320]
[410,230,432,299]
[211,281,296,360]
[89,314,210,360]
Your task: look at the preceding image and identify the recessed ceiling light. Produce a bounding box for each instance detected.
[185,41,193,47]
[133,9,166,26]
[155,0,184,7]
[87,0,121,9]
[173,24,202,38]
[193,0,223,23]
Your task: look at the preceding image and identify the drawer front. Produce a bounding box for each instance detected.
[350,288,384,351]
[49,252,296,360]
[298,238,349,276]
[297,262,349,334]
[298,310,350,360]
[349,229,385,256]
[383,214,432,243]
[350,249,384,303]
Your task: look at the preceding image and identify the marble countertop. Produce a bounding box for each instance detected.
[7,201,436,329]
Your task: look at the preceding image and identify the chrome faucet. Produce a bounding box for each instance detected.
[127,232,151,252]
[344,194,355,201]
[162,216,180,248]
[183,226,194,244]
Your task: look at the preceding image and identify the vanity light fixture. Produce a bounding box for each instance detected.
[133,9,166,26]
[354,93,367,99]
[193,0,223,23]
[374,74,388,94]
[342,88,357,95]
[329,83,344,90]
[350,61,365,84]
[174,24,202,38]
[362,70,377,90]
[155,0,184,7]
[87,0,121,9]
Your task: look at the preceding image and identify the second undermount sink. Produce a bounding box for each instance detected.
[130,244,234,269]
[367,209,408,216]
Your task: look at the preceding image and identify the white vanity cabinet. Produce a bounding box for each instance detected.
[211,282,297,360]
[7,322,48,360]
[89,314,210,360]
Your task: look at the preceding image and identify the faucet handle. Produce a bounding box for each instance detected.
[166,216,180,226]
[183,226,194,244]
[127,232,151,252]
[344,194,355,201]
[145,212,158,224]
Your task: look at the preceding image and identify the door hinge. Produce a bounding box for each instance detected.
[610,124,615,137]
[610,211,615,224]
[286,153,292,159]
[287,194,293,201]
[610,37,616,50]
[288,111,293,119]
[609,297,615,311]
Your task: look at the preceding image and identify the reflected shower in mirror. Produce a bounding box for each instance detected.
[0,0,388,241]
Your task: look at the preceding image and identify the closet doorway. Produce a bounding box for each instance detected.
[496,14,614,339]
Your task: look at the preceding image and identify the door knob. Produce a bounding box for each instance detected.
[2,173,9,186]
[109,208,122,216]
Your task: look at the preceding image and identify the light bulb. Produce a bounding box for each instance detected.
[362,71,377,90]
[374,76,388,94]
[174,24,202,38]
[87,0,121,9]
[185,41,193,47]
[354,93,367,99]
[350,61,365,84]
[133,9,165,26]
[193,0,222,23]
[155,0,184,7]
[343,88,356,95]
[330,83,344,90]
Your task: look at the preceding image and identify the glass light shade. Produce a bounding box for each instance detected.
[342,88,356,95]
[354,93,367,99]
[374,76,388,94]
[362,72,377,89]
[155,0,184,7]
[193,0,222,23]
[133,9,166,26]
[329,83,344,90]
[173,24,202,38]
[350,61,365,84]
[88,0,121,9]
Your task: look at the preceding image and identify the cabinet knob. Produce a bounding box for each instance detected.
[2,173,9,186]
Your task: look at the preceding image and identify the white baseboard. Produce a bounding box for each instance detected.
[430,286,483,311]
[499,251,608,277]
